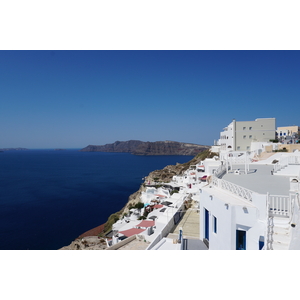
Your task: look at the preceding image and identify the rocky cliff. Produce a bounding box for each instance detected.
[59,149,217,250]
[81,140,209,156]
[81,140,143,153]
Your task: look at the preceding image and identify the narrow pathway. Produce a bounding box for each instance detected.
[170,201,200,239]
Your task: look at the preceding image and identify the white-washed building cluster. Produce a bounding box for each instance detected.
[108,118,300,250]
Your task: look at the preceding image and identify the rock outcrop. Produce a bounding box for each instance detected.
[81,140,143,153]
[59,236,108,250]
[81,140,209,156]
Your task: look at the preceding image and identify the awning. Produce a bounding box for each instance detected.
[119,228,146,237]
[155,194,167,198]
[153,204,164,209]
[136,220,155,228]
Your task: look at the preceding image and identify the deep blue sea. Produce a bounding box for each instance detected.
[0,150,193,250]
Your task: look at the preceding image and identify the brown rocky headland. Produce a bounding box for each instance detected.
[80,140,209,156]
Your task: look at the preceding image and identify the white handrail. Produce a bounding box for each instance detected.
[214,163,227,178]
[268,194,291,217]
[211,175,253,202]
[273,155,300,173]
[266,216,274,250]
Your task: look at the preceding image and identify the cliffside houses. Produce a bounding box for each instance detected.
[107,118,300,250]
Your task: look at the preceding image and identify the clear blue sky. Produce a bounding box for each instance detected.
[1,50,300,149]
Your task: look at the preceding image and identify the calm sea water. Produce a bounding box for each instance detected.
[0,150,193,250]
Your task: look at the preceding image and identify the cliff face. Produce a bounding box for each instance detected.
[80,140,143,153]
[81,140,209,155]
[116,149,218,216]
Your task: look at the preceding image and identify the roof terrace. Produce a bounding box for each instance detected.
[222,164,290,196]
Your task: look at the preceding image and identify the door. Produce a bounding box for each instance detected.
[236,230,246,250]
[204,208,209,240]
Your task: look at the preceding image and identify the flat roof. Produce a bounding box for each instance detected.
[203,184,256,207]
[119,228,146,237]
[222,164,290,195]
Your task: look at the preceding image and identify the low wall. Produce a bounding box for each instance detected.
[105,235,136,250]
[278,144,300,152]
[266,144,300,153]
[146,201,186,250]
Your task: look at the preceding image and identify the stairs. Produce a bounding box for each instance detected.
[274,164,300,177]
[271,217,291,250]
[171,201,200,239]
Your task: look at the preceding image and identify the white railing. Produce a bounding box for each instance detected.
[273,156,300,173]
[268,194,291,217]
[265,194,295,249]
[211,175,253,202]
[273,163,286,173]
[214,163,227,178]
[229,157,252,165]
[288,156,300,165]
[266,216,274,250]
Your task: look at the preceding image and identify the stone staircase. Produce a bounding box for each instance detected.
[271,217,291,250]
[170,201,200,239]
[274,164,300,177]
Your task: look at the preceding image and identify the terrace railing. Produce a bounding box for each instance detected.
[288,155,300,165]
[266,215,274,250]
[273,155,300,173]
[214,163,228,178]
[273,156,289,173]
[268,194,294,217]
[229,157,252,165]
[211,175,253,202]
[265,193,296,250]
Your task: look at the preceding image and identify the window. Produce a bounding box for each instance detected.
[243,135,246,139]
[237,146,240,150]
[249,127,252,130]
[213,216,217,233]
[249,135,252,139]
[243,127,246,130]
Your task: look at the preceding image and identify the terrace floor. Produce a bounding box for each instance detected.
[222,164,291,196]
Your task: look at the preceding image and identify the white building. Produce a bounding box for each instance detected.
[218,118,276,151]
[109,117,300,250]
[276,126,300,140]
[198,149,300,250]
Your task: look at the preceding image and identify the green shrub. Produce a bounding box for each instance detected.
[134,202,144,209]
[103,212,121,233]
[274,148,288,153]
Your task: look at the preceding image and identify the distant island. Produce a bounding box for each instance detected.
[0,148,28,151]
[80,140,210,156]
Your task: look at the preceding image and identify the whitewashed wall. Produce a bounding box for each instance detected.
[199,188,267,250]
